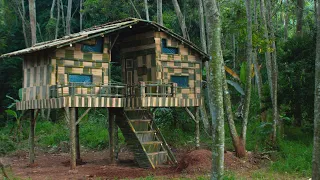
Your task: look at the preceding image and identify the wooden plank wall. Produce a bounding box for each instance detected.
[155,32,202,106]
[52,37,111,96]
[22,51,51,101]
[119,31,157,84]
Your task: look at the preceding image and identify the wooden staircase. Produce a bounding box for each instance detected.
[115,108,177,169]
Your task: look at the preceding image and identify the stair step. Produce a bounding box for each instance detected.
[135,130,156,134]
[142,141,162,145]
[130,119,151,122]
[136,131,157,142]
[147,151,168,167]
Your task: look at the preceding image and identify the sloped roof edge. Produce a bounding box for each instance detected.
[0,18,209,60]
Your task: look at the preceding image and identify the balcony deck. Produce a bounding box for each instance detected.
[16,82,201,110]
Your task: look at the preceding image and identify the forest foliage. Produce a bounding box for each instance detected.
[0,0,317,178]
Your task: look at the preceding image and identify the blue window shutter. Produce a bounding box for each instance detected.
[82,38,103,53]
[171,76,189,87]
[162,39,179,54]
[69,74,93,83]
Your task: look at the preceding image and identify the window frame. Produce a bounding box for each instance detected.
[68,74,93,84]
[161,38,179,55]
[170,75,189,88]
[81,37,104,53]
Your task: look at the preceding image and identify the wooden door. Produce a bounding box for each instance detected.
[125,59,135,96]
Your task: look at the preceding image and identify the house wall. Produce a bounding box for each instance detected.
[22,51,52,101]
[119,31,157,84]
[155,32,202,106]
[51,37,111,96]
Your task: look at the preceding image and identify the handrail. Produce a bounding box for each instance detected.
[50,82,127,98]
[50,81,177,98]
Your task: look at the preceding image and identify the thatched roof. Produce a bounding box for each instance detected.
[0,18,209,60]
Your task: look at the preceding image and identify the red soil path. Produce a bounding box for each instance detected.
[1,149,261,179]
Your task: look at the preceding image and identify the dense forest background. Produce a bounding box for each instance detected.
[0,0,318,178]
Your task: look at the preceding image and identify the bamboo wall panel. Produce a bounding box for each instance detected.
[22,51,52,101]
[119,31,157,84]
[154,32,202,107]
[51,37,111,96]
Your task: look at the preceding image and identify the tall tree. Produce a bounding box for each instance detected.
[55,0,60,39]
[266,0,279,141]
[296,0,304,36]
[205,0,225,178]
[260,0,278,141]
[80,0,83,31]
[172,0,189,40]
[29,0,37,45]
[50,0,56,19]
[157,0,163,25]
[198,0,210,134]
[66,0,72,35]
[252,0,265,121]
[242,0,253,151]
[313,0,320,178]
[144,0,149,21]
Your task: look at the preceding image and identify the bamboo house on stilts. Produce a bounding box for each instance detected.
[0,18,209,169]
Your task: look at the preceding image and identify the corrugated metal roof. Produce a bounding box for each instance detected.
[0,18,209,59]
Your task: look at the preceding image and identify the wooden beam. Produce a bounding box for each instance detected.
[76,108,91,125]
[185,107,200,149]
[185,107,196,122]
[69,107,77,169]
[109,111,116,164]
[75,108,80,161]
[29,109,39,164]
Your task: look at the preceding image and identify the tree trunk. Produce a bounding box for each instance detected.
[50,0,56,19]
[55,0,60,39]
[129,0,141,19]
[144,0,149,21]
[20,0,29,47]
[66,0,72,35]
[198,0,210,134]
[241,0,253,148]
[205,0,225,178]
[232,34,236,69]
[222,66,246,158]
[199,0,207,53]
[80,0,83,31]
[284,0,289,41]
[296,0,304,36]
[313,1,320,178]
[157,0,163,25]
[260,0,273,101]
[28,0,37,46]
[172,0,189,40]
[69,107,77,169]
[60,0,66,35]
[266,0,279,142]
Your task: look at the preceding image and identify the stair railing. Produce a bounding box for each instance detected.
[146,111,178,165]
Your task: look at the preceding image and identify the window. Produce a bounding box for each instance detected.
[82,37,103,53]
[171,76,189,87]
[161,39,179,54]
[69,74,92,83]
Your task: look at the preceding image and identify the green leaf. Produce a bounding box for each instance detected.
[226,80,245,95]
[240,62,246,84]
[18,88,23,101]
[5,109,18,119]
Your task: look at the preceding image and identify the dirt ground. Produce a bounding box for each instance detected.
[0,148,264,180]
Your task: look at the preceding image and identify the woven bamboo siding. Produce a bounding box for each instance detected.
[119,31,157,83]
[51,37,110,96]
[22,52,52,101]
[154,32,202,107]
